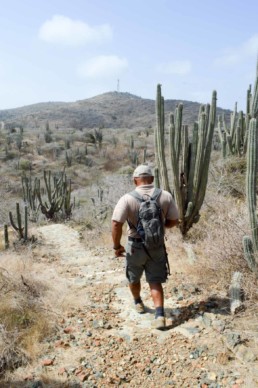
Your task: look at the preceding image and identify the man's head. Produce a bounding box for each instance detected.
[133,165,154,186]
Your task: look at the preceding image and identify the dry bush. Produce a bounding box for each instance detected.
[0,325,29,378]
[0,252,59,377]
[184,184,258,304]
[209,153,246,199]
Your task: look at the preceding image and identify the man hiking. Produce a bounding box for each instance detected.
[112,164,179,329]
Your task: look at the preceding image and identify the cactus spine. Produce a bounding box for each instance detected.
[243,118,258,273]
[9,203,28,241]
[155,85,217,235]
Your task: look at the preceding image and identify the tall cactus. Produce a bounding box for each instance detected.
[217,105,246,157]
[249,58,258,119]
[36,170,73,220]
[4,224,9,249]
[9,203,28,241]
[62,176,73,219]
[242,118,258,273]
[155,85,170,192]
[155,85,217,235]
[22,175,40,221]
[218,58,258,158]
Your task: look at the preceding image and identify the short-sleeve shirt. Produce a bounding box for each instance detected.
[112,184,179,237]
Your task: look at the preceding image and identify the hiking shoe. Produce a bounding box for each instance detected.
[135,302,145,314]
[151,316,166,330]
[166,316,176,327]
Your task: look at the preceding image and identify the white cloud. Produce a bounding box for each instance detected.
[214,34,258,67]
[244,34,258,55]
[39,15,112,46]
[157,60,192,75]
[77,55,128,79]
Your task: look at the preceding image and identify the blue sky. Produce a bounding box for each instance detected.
[0,0,257,110]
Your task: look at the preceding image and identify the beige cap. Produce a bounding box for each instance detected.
[133,165,153,178]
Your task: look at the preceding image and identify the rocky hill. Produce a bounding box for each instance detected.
[0,92,231,130]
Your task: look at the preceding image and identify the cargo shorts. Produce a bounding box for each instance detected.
[125,240,168,284]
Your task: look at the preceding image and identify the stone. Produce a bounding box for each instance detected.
[41,358,54,366]
[235,344,257,363]
[207,371,217,381]
[78,372,89,382]
[212,319,225,333]
[64,326,74,334]
[55,339,64,347]
[224,333,241,348]
[58,367,67,375]
[172,325,200,338]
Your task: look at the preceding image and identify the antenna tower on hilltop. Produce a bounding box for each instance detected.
[117,79,120,92]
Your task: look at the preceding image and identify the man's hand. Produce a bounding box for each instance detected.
[112,220,125,257]
[114,245,125,257]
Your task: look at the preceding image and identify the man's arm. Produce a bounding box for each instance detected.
[165,219,178,228]
[112,220,125,256]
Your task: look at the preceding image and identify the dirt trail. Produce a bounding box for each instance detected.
[6,224,258,387]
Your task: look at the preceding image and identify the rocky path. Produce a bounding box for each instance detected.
[9,224,258,387]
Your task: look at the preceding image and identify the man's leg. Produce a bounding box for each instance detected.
[149,282,165,329]
[129,281,141,299]
[128,281,145,313]
[126,241,146,314]
[149,282,164,313]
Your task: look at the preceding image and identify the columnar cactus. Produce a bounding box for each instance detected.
[242,118,258,273]
[65,151,72,167]
[62,176,73,218]
[217,105,246,157]
[143,147,147,163]
[155,85,217,235]
[249,58,258,119]
[155,84,170,192]
[9,203,28,241]
[4,224,9,249]
[36,170,73,220]
[130,136,134,150]
[217,58,258,158]
[22,175,40,221]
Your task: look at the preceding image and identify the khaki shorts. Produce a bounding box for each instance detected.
[125,240,168,284]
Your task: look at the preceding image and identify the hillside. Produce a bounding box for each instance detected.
[0,92,231,130]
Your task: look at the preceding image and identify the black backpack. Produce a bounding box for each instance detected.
[128,188,164,249]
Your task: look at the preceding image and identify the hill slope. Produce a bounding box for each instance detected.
[0,92,231,129]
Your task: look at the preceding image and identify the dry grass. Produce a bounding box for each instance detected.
[0,248,66,377]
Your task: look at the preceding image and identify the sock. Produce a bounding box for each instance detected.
[155,306,164,318]
[134,297,142,305]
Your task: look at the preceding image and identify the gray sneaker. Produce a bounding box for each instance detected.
[151,316,166,330]
[135,302,145,314]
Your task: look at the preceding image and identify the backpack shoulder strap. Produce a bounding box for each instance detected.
[128,190,143,202]
[150,188,162,201]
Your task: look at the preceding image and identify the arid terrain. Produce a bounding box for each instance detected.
[0,90,257,388]
[1,221,258,388]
